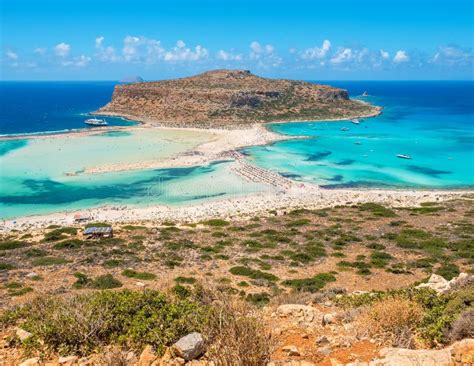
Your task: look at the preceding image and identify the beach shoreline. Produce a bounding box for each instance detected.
[2,183,472,231]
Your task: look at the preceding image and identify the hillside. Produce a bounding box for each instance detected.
[97,70,380,127]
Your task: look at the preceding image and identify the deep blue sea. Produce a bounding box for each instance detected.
[0,81,136,135]
[0,80,473,219]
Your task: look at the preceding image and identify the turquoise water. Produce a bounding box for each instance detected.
[0,130,270,219]
[243,81,474,189]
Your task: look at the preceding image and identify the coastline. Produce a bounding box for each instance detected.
[2,184,472,231]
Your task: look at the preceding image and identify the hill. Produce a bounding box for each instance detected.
[97,69,380,127]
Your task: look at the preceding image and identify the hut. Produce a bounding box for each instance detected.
[83,226,113,239]
[74,213,91,223]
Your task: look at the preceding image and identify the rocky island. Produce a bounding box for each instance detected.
[97,69,380,127]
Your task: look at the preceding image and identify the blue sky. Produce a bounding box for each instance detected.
[1,0,473,80]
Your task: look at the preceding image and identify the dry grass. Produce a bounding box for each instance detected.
[357,297,425,348]
[203,289,275,366]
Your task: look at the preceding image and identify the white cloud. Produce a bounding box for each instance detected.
[61,54,91,67]
[249,41,281,67]
[216,50,242,61]
[380,49,390,59]
[54,42,71,57]
[431,45,472,66]
[163,41,209,61]
[300,40,331,60]
[95,36,119,62]
[95,36,105,48]
[122,36,142,61]
[393,50,409,63]
[330,48,353,64]
[6,50,18,60]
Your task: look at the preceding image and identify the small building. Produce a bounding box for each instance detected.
[83,226,113,239]
[74,213,91,223]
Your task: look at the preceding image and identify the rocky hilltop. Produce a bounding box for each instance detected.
[97,69,380,127]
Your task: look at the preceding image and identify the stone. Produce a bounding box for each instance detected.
[171,332,204,361]
[371,346,453,366]
[416,272,472,294]
[316,335,329,345]
[276,304,324,325]
[282,345,301,356]
[319,347,332,355]
[138,345,157,366]
[19,358,40,366]
[58,356,78,365]
[15,327,33,341]
[322,313,335,325]
[25,272,38,278]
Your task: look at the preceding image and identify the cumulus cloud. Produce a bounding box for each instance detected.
[216,50,242,61]
[249,41,281,67]
[300,40,331,60]
[380,49,390,59]
[393,50,409,63]
[163,40,209,61]
[95,36,119,62]
[54,42,71,57]
[6,50,18,60]
[330,48,353,64]
[61,54,91,67]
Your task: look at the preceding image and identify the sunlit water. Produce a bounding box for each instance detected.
[243,81,474,189]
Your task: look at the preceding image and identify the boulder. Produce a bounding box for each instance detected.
[58,356,78,365]
[171,332,204,361]
[137,345,157,366]
[15,327,33,341]
[276,304,324,325]
[282,345,301,356]
[19,358,40,366]
[369,347,452,366]
[416,272,472,294]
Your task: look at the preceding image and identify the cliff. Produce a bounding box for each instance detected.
[97,69,379,127]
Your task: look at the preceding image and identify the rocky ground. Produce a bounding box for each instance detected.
[96,69,380,128]
[0,199,473,365]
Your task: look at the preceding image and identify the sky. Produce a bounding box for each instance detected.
[1,0,473,80]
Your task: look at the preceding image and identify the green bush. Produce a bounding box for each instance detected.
[175,276,196,284]
[73,273,123,290]
[359,203,397,217]
[201,219,229,227]
[5,289,208,355]
[282,272,336,293]
[435,263,460,280]
[229,266,278,282]
[43,227,77,242]
[53,239,84,250]
[0,262,15,270]
[121,269,156,281]
[0,240,28,250]
[32,256,67,266]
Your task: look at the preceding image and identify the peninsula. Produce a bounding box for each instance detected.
[97,69,380,127]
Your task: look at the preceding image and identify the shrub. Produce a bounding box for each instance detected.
[42,227,77,242]
[73,273,123,290]
[203,292,273,366]
[201,219,229,227]
[0,240,28,250]
[357,297,424,348]
[53,239,84,250]
[175,276,196,284]
[121,269,156,281]
[85,222,111,228]
[6,290,208,355]
[23,248,48,257]
[359,203,397,217]
[445,308,474,341]
[246,292,271,306]
[0,262,15,270]
[282,273,336,293]
[229,266,278,282]
[435,263,460,280]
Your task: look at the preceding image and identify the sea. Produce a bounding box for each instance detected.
[0,81,473,219]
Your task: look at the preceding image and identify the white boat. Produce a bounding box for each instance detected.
[340,127,350,131]
[351,119,360,124]
[85,118,108,126]
[354,141,362,145]
[396,154,412,160]
[362,91,369,96]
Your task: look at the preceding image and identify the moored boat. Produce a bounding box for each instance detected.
[396,154,412,159]
[85,118,108,126]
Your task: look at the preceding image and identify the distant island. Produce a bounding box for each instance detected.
[97,69,380,127]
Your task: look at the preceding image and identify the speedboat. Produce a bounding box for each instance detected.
[396,154,412,160]
[340,127,350,131]
[354,141,362,145]
[85,118,108,126]
[362,91,369,96]
[351,119,360,124]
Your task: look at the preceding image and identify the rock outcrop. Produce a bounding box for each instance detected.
[416,273,472,294]
[97,69,379,127]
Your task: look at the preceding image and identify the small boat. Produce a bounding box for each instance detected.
[354,141,362,145]
[351,119,360,124]
[362,91,369,96]
[85,118,108,126]
[340,127,350,131]
[396,154,412,160]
